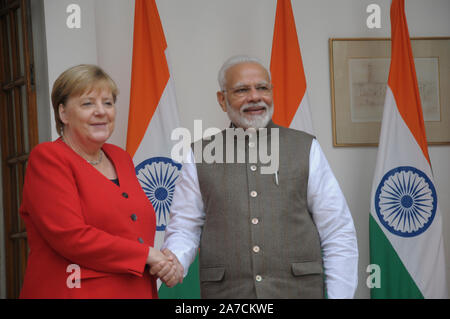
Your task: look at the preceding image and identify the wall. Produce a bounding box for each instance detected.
[40,0,450,298]
[43,0,99,139]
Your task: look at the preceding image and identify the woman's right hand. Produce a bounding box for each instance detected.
[147,247,176,283]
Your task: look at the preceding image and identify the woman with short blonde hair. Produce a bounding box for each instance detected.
[19,64,182,299]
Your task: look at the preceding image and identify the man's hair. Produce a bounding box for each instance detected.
[217,55,271,91]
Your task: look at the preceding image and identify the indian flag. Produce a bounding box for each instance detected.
[369,0,447,298]
[126,0,200,298]
[270,0,314,134]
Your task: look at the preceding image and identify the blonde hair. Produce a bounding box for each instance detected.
[51,64,119,136]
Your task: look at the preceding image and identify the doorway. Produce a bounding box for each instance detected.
[0,0,38,298]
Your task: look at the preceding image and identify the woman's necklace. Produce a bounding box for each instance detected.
[85,151,103,165]
[62,136,103,166]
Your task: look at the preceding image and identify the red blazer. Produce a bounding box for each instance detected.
[19,138,157,298]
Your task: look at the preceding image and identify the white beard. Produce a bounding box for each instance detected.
[226,100,274,129]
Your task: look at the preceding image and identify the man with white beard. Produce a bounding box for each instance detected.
[162,55,358,299]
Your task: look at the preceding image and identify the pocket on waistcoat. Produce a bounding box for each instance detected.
[291,261,323,276]
[200,266,225,282]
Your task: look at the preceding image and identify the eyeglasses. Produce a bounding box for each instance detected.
[223,84,273,98]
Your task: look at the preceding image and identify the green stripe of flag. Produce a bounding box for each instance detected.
[369,215,423,299]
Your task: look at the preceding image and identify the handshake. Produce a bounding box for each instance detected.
[146,247,184,287]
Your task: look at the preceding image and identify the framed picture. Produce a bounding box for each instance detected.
[329,37,450,147]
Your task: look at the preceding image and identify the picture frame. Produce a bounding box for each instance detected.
[329,37,450,147]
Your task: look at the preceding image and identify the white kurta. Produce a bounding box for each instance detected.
[162,139,358,298]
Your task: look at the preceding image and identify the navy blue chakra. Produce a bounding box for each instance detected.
[135,157,182,231]
[374,166,437,237]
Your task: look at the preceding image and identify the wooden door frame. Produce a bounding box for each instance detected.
[0,0,38,298]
